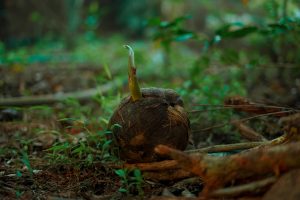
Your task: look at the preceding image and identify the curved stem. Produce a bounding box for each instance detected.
[124,45,142,101]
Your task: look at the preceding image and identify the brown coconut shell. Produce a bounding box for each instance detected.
[108,87,190,163]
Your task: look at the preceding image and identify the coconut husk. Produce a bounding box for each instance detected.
[109,87,190,163]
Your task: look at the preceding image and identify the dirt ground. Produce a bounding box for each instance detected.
[1,64,300,200]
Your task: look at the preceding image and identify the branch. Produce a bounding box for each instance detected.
[211,176,277,197]
[232,121,267,142]
[185,141,265,154]
[0,78,124,106]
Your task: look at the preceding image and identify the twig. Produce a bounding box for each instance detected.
[232,121,267,142]
[185,142,266,154]
[190,104,295,112]
[210,176,277,197]
[191,103,293,110]
[0,78,125,106]
[195,110,293,132]
[124,160,179,171]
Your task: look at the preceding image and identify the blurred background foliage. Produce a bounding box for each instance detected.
[0,0,300,144]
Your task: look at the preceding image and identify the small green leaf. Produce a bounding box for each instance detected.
[103,63,112,79]
[146,17,161,26]
[133,169,142,178]
[174,33,195,42]
[111,123,122,129]
[115,169,127,178]
[47,142,70,152]
[118,188,128,193]
[72,145,84,154]
[102,140,112,150]
[16,170,22,177]
[21,151,33,176]
[86,154,93,164]
[100,117,109,125]
[215,24,231,35]
[227,26,258,38]
[16,190,23,198]
[213,35,222,44]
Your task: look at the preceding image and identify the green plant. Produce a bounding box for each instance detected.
[27,105,54,120]
[45,121,117,166]
[115,168,144,197]
[46,142,73,164]
[203,0,300,63]
[20,151,33,176]
[147,15,198,67]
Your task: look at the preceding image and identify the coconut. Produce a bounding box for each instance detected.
[108,46,190,163]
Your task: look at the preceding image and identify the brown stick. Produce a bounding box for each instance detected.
[224,96,294,117]
[185,142,265,154]
[210,176,277,197]
[232,121,267,142]
[0,78,125,106]
[124,160,179,171]
[155,142,300,195]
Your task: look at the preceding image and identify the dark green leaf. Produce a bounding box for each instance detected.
[223,26,258,38]
[133,169,141,177]
[118,188,128,193]
[16,170,22,178]
[146,17,161,26]
[174,33,195,42]
[115,169,127,178]
[215,24,231,35]
[47,142,70,152]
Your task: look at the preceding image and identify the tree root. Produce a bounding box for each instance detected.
[155,142,300,196]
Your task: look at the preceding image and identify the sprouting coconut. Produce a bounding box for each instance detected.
[108,45,190,163]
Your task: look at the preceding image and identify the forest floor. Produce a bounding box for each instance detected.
[0,63,205,199]
[1,42,300,199]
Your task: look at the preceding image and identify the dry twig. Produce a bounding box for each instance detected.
[232,121,267,142]
[124,160,179,171]
[211,176,277,197]
[185,142,265,154]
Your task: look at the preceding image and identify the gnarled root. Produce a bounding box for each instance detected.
[155,142,300,196]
